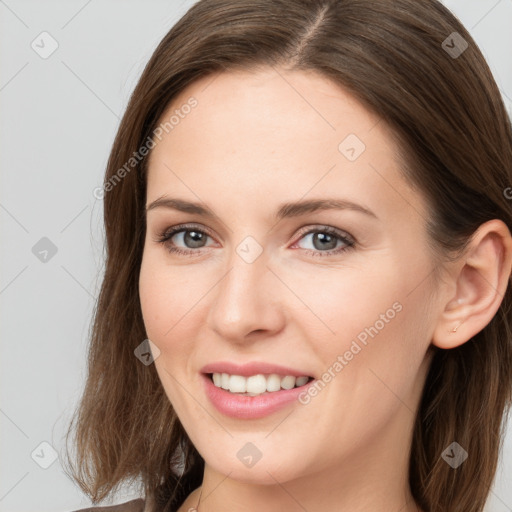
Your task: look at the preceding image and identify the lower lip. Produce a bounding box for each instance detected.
[202,374,314,419]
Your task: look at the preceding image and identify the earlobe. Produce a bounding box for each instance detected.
[432,219,512,350]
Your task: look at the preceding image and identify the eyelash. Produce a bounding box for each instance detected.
[154,223,356,258]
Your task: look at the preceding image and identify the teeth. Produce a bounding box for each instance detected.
[296,376,309,386]
[281,375,295,390]
[229,374,247,393]
[211,372,311,395]
[266,374,281,392]
[247,374,267,394]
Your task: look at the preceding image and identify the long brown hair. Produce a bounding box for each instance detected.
[63,1,512,511]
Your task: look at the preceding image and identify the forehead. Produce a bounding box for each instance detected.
[150,67,380,162]
[145,67,428,226]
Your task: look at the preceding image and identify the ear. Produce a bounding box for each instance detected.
[432,219,512,349]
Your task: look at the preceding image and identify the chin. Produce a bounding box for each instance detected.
[199,443,313,485]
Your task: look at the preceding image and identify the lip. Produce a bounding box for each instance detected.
[200,361,313,378]
[200,362,315,420]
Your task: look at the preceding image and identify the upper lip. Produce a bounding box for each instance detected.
[200,361,313,378]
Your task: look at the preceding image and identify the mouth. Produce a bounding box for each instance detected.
[207,372,314,396]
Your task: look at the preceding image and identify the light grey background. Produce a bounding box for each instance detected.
[1,1,511,511]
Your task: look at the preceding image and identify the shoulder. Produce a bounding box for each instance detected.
[69,498,146,512]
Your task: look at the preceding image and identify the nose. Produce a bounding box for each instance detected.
[206,247,286,344]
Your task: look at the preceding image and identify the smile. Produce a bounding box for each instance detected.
[201,372,315,419]
[210,372,312,396]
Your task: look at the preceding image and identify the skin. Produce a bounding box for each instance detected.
[138,66,512,512]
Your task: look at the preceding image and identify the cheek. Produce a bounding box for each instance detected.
[139,248,205,341]
[139,251,202,412]
[297,257,432,407]
[329,273,434,420]
[279,261,405,358]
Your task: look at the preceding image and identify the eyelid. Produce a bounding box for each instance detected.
[291,224,355,245]
[154,223,354,243]
[153,223,217,246]
[154,222,356,256]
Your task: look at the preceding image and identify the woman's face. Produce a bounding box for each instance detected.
[139,67,441,486]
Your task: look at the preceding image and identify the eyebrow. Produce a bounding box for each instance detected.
[145,196,378,221]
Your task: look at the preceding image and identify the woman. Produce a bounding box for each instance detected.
[64,1,512,511]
